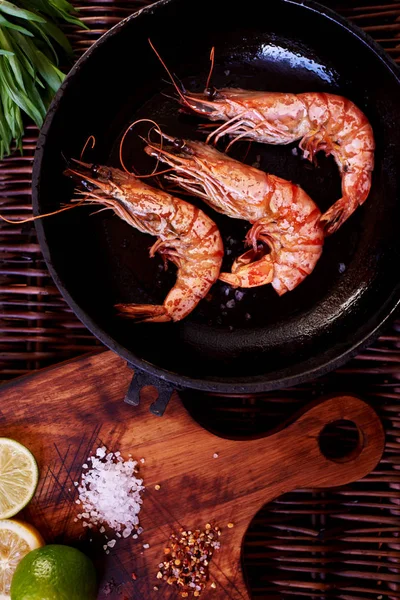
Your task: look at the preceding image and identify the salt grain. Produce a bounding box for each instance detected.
[75,448,145,541]
[96,447,106,458]
[226,299,235,309]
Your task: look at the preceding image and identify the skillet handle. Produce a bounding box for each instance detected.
[124,365,177,416]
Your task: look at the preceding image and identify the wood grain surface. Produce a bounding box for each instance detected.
[0,351,385,599]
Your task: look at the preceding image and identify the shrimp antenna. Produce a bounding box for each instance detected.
[80,135,96,160]
[148,39,193,110]
[0,199,86,224]
[205,46,215,91]
[119,118,174,179]
[119,118,162,176]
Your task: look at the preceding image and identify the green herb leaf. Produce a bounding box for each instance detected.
[0,13,34,36]
[47,0,87,28]
[0,0,86,157]
[33,48,64,92]
[0,0,46,22]
[7,30,36,79]
[0,98,12,157]
[0,28,25,91]
[29,20,58,63]
[0,55,44,125]
[40,18,72,54]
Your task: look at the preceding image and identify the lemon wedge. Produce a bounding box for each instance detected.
[0,519,44,599]
[0,439,38,519]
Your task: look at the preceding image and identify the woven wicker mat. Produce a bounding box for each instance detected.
[0,1,400,598]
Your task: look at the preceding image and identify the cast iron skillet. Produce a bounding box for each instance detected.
[32,0,400,409]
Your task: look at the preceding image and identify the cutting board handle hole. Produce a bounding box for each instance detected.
[318,419,362,463]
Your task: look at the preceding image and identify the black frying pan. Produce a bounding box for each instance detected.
[32,0,400,407]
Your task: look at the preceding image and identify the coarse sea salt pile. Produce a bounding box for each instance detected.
[74,447,145,548]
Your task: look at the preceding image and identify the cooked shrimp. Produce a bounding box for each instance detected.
[179,89,375,235]
[64,161,223,322]
[145,137,324,294]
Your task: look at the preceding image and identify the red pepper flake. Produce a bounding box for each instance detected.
[156,525,221,597]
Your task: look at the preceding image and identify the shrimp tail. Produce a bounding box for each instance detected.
[115,303,171,323]
[320,196,358,235]
[321,167,373,235]
[220,247,274,289]
[219,255,274,289]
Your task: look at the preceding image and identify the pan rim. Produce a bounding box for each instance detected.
[32,0,400,393]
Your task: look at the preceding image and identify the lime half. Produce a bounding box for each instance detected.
[0,439,39,519]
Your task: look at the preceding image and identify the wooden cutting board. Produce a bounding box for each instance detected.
[0,350,384,600]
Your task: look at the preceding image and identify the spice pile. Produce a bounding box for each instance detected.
[74,447,145,549]
[156,525,221,597]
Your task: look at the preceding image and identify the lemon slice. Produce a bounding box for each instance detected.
[0,439,38,519]
[0,519,44,599]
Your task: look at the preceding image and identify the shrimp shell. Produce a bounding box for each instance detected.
[145,138,324,295]
[64,161,223,322]
[181,89,375,234]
